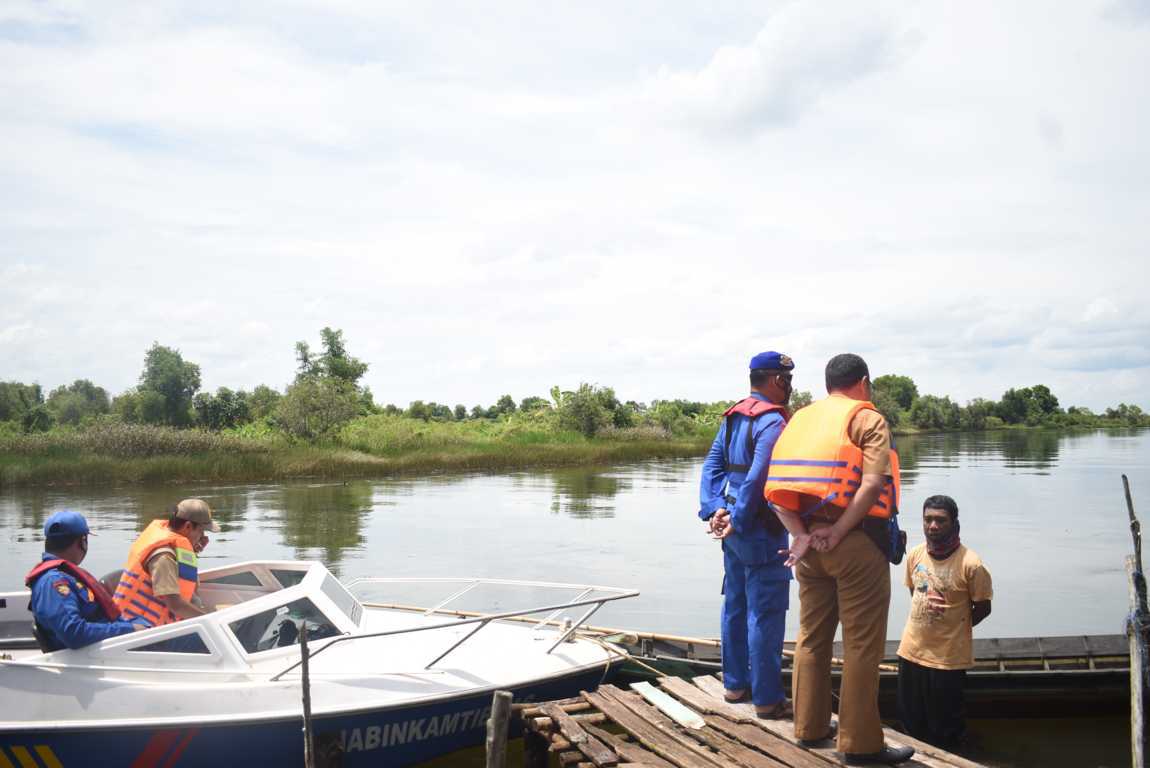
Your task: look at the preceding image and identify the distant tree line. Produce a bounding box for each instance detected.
[870,374,1149,430]
[2,331,1148,443]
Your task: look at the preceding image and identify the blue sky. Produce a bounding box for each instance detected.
[1,0,1148,411]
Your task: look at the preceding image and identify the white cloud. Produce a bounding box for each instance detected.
[0,1,1148,412]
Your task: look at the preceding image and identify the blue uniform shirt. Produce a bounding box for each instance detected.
[699,393,791,572]
[28,553,138,651]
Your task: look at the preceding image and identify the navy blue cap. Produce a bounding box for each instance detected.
[749,351,795,372]
[43,510,92,539]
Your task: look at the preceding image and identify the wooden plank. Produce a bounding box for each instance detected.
[631,681,707,729]
[702,716,833,768]
[541,702,618,767]
[584,724,678,768]
[583,688,725,768]
[691,675,986,768]
[602,687,787,768]
[656,676,756,724]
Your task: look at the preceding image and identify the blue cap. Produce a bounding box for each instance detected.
[749,351,795,372]
[43,510,92,539]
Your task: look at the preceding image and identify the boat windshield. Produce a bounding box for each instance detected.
[228,597,342,654]
[321,573,362,626]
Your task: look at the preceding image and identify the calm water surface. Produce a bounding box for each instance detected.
[3,428,1147,640]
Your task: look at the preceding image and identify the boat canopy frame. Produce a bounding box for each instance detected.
[269,576,639,681]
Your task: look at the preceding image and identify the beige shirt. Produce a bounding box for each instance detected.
[897,543,993,670]
[145,547,181,597]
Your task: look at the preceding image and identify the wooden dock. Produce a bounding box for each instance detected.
[517,675,986,768]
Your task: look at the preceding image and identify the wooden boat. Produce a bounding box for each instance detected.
[611,631,1131,718]
[319,603,1130,719]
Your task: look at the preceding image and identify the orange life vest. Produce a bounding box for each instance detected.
[763,394,900,519]
[113,520,198,627]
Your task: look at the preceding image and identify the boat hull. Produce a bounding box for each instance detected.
[0,667,608,767]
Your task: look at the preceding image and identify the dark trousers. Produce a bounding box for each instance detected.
[897,657,967,751]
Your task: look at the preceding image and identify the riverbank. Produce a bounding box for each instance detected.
[0,428,710,487]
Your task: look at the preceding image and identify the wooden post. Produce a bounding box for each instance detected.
[523,730,550,768]
[486,690,513,768]
[1128,475,1149,768]
[300,622,316,768]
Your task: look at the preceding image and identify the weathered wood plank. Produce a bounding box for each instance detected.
[583,688,724,768]
[702,716,833,768]
[541,702,618,767]
[584,724,679,768]
[601,687,786,768]
[657,675,757,724]
[631,681,707,729]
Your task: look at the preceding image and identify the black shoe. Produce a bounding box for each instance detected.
[798,721,837,747]
[842,745,915,765]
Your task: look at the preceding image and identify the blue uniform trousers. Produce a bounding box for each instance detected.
[721,542,789,706]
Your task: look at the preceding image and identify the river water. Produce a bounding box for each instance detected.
[2,428,1147,766]
[3,428,1147,640]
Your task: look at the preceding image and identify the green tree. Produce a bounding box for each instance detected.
[555,383,614,437]
[138,343,201,426]
[494,394,517,415]
[1106,403,1148,426]
[0,381,43,423]
[872,375,918,410]
[193,387,252,430]
[248,385,282,421]
[22,404,54,433]
[520,396,549,412]
[276,378,361,440]
[870,388,902,427]
[296,328,369,388]
[960,398,996,430]
[453,404,468,420]
[788,390,814,411]
[45,379,111,426]
[909,395,961,430]
[407,401,432,421]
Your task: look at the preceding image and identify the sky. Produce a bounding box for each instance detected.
[1,0,1148,411]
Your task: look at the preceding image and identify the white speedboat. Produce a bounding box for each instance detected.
[0,560,637,766]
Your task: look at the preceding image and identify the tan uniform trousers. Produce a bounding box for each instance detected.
[793,526,891,754]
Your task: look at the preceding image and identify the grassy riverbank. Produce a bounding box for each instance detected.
[0,420,711,487]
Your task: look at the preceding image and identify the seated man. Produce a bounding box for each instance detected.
[115,499,219,626]
[25,510,142,651]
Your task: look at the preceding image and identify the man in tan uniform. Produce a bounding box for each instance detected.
[144,499,218,620]
[897,494,992,751]
[770,353,913,765]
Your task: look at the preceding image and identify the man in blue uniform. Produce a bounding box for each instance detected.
[26,510,141,651]
[699,351,795,717]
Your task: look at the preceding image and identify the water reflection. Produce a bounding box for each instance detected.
[548,467,628,519]
[253,482,376,569]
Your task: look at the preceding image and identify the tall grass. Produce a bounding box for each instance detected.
[0,416,711,487]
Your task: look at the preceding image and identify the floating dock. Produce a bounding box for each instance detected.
[518,675,986,768]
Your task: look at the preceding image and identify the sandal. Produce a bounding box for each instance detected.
[755,698,794,720]
[723,689,751,704]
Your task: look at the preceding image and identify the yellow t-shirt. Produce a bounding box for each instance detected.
[897,543,993,670]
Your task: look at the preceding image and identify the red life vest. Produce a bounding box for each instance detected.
[721,397,789,473]
[25,559,122,622]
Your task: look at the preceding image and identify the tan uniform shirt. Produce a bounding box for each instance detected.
[897,543,993,670]
[145,547,181,598]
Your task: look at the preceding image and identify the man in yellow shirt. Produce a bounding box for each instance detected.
[896,495,992,752]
